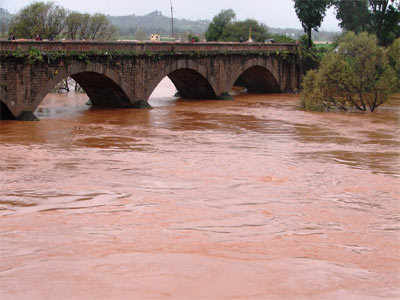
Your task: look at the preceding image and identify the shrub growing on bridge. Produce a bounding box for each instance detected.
[301,32,398,112]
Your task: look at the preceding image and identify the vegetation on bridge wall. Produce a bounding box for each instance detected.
[0,47,299,65]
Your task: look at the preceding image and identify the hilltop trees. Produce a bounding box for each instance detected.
[301,32,398,112]
[110,11,210,37]
[293,0,331,47]
[9,2,117,40]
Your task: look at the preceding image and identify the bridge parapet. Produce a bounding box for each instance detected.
[0,41,297,54]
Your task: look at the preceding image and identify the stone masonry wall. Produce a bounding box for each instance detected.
[0,42,301,120]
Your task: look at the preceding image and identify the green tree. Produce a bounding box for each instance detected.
[78,13,91,40]
[205,9,235,41]
[332,0,370,33]
[220,19,269,42]
[65,12,84,40]
[64,12,117,40]
[270,34,296,43]
[297,35,326,74]
[332,0,400,45]
[188,33,200,42]
[301,32,397,112]
[293,0,331,48]
[374,1,400,46]
[9,2,67,39]
[87,13,112,40]
[388,38,400,88]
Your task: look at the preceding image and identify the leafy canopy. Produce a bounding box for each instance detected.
[205,9,236,41]
[301,32,398,112]
[9,2,118,40]
[293,0,331,47]
[332,0,400,46]
[388,38,400,88]
[205,9,270,42]
[9,2,67,39]
[220,19,269,42]
[331,0,370,33]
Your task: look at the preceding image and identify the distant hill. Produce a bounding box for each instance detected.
[0,7,338,42]
[110,10,338,42]
[0,8,12,21]
[0,8,12,35]
[109,11,209,36]
[270,27,339,42]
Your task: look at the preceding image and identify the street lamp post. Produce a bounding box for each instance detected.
[170,0,174,39]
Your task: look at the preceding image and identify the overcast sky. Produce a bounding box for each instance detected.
[2,0,340,31]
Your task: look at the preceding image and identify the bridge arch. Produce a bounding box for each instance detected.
[31,63,133,113]
[146,64,217,101]
[229,62,281,94]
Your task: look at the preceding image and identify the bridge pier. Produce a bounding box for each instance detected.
[0,101,16,120]
[16,111,39,121]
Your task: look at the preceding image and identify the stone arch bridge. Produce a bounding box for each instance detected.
[0,41,301,120]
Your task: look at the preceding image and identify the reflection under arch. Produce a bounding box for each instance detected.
[233,66,281,94]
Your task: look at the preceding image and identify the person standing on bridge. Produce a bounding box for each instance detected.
[8,33,15,41]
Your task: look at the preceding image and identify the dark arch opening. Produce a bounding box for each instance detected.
[168,69,216,99]
[71,72,132,107]
[0,101,16,120]
[234,66,280,94]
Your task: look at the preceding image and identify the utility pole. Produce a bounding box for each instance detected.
[170,0,174,39]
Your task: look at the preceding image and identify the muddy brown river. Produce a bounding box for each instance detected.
[0,79,399,299]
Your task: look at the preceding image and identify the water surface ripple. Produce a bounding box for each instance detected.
[0,80,399,299]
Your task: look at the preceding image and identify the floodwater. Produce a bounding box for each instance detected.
[0,79,399,299]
